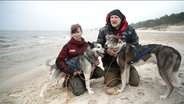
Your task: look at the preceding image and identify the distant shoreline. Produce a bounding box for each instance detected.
[136,24,184,32]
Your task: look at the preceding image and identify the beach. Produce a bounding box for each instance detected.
[0,28,184,104]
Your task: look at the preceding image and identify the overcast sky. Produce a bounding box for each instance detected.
[0,1,184,31]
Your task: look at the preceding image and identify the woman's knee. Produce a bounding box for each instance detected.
[68,76,86,96]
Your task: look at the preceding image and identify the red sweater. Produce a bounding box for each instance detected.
[56,37,88,75]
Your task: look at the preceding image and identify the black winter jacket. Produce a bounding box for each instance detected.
[97,25,139,67]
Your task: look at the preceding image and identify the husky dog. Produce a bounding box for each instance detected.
[39,42,104,97]
[105,34,183,99]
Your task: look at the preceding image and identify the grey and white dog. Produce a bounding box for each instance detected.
[39,42,104,97]
[105,34,183,99]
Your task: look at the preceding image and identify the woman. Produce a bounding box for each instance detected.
[56,24,104,96]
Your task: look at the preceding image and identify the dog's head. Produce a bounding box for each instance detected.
[104,34,126,49]
[87,42,104,58]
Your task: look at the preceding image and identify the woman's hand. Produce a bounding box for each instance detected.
[94,59,100,65]
[73,71,78,77]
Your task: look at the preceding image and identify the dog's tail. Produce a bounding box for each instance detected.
[45,58,55,71]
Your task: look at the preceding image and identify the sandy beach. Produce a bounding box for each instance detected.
[0,27,184,104]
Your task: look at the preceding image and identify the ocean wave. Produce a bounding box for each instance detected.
[0,31,70,51]
[31,35,46,39]
[0,40,7,43]
[0,44,11,48]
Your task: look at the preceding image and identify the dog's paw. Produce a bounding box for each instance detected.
[117,89,123,93]
[39,93,44,98]
[117,86,125,93]
[117,87,125,93]
[88,90,94,95]
[159,95,167,100]
[39,94,43,98]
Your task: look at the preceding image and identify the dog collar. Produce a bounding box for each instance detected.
[116,43,127,56]
[83,54,97,64]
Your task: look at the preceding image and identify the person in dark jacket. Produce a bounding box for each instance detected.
[56,24,103,96]
[97,9,140,87]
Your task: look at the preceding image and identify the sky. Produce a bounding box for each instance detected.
[0,1,184,31]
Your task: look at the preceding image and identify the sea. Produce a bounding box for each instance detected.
[0,30,70,82]
[0,30,70,49]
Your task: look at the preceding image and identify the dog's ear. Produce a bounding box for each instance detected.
[105,34,110,40]
[121,35,126,42]
[87,41,94,48]
[117,36,126,42]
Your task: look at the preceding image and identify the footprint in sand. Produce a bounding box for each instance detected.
[179,101,184,104]
[88,99,97,104]
[137,89,145,96]
[8,90,22,97]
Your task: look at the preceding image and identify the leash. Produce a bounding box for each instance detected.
[65,74,71,104]
[78,64,96,81]
[64,60,96,103]
[64,74,77,104]
[102,78,121,95]
[103,58,121,95]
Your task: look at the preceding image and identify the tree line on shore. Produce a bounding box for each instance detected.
[131,12,184,29]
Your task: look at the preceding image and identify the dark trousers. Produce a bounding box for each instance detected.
[103,65,140,87]
[64,66,104,96]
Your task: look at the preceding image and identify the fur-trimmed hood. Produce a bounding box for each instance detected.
[106,9,127,25]
[105,9,128,36]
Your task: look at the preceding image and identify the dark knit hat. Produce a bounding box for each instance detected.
[109,9,124,20]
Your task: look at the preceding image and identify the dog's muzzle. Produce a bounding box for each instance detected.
[97,51,104,58]
[104,44,108,49]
